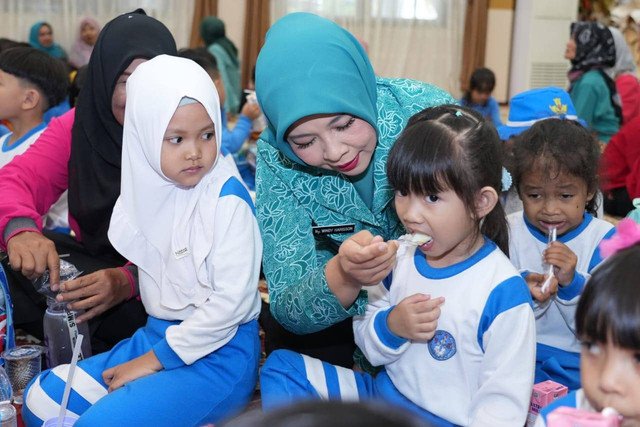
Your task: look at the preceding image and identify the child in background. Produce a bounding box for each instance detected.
[0,46,70,231]
[260,105,535,426]
[0,46,68,168]
[21,55,262,426]
[178,47,261,189]
[458,67,503,128]
[508,119,614,391]
[535,219,640,425]
[497,86,601,217]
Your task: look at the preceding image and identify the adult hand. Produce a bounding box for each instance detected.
[337,230,399,288]
[102,350,162,392]
[387,293,444,341]
[57,267,130,323]
[241,101,261,120]
[6,231,60,286]
[543,241,577,286]
[525,272,558,302]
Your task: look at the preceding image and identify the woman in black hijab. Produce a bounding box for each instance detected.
[565,21,621,143]
[0,9,177,353]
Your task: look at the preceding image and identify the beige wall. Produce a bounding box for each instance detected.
[218,0,246,61]
[484,0,515,103]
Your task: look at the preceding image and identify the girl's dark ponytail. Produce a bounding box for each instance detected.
[482,199,509,256]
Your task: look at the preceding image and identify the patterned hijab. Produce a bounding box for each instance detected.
[569,21,616,80]
[568,21,622,124]
[255,12,377,166]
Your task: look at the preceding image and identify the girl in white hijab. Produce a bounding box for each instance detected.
[22,55,262,427]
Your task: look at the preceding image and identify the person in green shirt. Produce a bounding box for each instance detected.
[255,12,454,366]
[565,21,621,143]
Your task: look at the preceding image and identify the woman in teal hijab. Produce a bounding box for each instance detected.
[29,22,67,60]
[200,16,241,114]
[255,12,454,366]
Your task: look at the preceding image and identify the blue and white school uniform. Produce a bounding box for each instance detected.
[0,123,46,168]
[533,389,594,426]
[22,55,263,427]
[260,239,536,426]
[508,212,614,390]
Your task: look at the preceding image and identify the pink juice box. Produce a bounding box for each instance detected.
[526,381,569,426]
[547,407,621,427]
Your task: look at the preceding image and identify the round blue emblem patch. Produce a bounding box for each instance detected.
[428,330,456,361]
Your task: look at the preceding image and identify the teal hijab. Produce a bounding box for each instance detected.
[29,22,67,59]
[255,13,378,206]
[256,13,377,164]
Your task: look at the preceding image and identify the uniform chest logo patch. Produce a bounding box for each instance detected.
[428,330,456,361]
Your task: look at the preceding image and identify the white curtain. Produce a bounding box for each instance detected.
[270,0,466,97]
[0,0,195,53]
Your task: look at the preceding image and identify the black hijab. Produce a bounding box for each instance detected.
[569,22,616,76]
[568,21,622,125]
[68,9,177,257]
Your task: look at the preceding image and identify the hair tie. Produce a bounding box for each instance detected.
[599,218,640,258]
[501,167,512,192]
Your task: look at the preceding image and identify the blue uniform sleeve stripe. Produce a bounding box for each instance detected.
[374,306,407,349]
[477,276,533,352]
[219,176,255,216]
[322,361,341,400]
[588,227,616,272]
[519,269,531,280]
[557,271,586,300]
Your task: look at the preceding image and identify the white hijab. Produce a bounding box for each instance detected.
[607,26,638,79]
[108,54,237,310]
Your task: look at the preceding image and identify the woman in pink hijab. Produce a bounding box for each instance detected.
[69,17,100,68]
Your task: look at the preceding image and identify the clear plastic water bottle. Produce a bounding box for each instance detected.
[0,366,12,402]
[43,298,91,368]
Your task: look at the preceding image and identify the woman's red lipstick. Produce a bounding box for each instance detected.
[337,154,359,172]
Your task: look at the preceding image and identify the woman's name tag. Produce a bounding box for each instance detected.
[312,224,355,236]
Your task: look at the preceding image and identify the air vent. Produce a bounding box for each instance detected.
[529,62,569,89]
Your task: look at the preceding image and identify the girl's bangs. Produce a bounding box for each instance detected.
[387,126,461,197]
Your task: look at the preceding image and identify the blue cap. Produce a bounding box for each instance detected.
[497,86,587,140]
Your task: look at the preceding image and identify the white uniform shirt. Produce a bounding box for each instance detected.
[354,239,536,426]
[508,212,614,354]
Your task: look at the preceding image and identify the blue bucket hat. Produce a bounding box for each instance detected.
[497,86,587,140]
